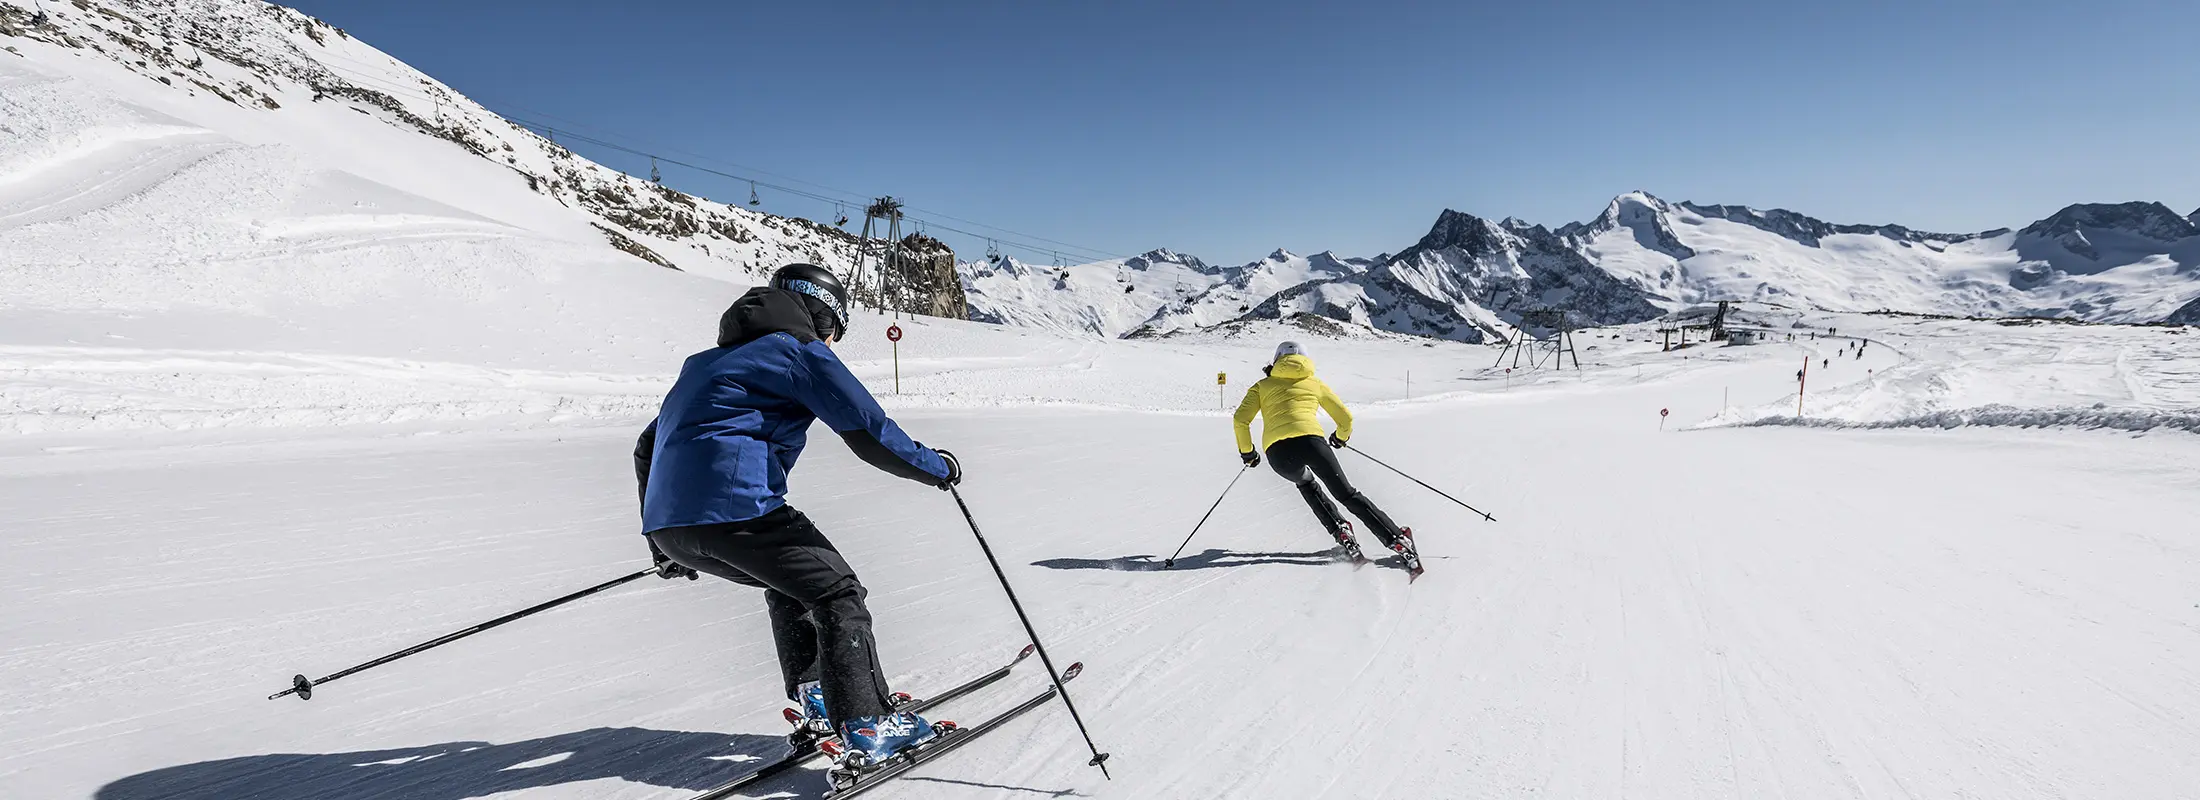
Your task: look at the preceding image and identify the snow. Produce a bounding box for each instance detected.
[1699,312,2200,432]
[9,312,2200,799]
[1580,195,2200,324]
[8,3,2200,799]
[957,249,1224,338]
[1129,249,1371,336]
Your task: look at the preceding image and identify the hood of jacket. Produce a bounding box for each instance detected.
[717,287,822,348]
[1269,354,1315,380]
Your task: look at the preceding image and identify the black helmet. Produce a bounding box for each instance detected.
[770,263,849,336]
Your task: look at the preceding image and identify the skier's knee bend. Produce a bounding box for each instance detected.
[809,580,873,629]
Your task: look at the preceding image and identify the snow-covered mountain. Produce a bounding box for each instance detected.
[1127,249,1375,337]
[0,0,962,340]
[1184,213,1662,343]
[985,193,2200,344]
[958,248,1226,337]
[12,0,2195,360]
[1561,192,2200,324]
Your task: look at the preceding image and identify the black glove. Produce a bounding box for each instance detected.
[1240,450,1260,468]
[650,541,698,581]
[934,448,962,489]
[1328,433,1346,449]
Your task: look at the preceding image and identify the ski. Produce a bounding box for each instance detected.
[824,661,1089,798]
[685,644,1036,800]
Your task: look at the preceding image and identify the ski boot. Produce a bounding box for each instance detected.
[1389,527,1424,577]
[783,682,915,751]
[781,682,834,751]
[1329,520,1366,563]
[819,711,955,791]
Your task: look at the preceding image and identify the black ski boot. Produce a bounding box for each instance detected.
[1330,520,1366,563]
[1389,527,1424,578]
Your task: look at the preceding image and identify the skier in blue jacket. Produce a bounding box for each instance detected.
[633,264,960,778]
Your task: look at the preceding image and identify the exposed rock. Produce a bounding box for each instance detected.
[878,234,966,320]
[593,224,678,270]
[2165,295,2200,326]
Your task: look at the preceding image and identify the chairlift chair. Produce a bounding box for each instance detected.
[748,181,760,207]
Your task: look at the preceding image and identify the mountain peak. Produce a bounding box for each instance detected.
[2019,202,2197,243]
[1562,193,1695,259]
[1124,248,1213,273]
[1267,248,1298,261]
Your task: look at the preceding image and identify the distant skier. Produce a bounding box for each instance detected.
[633,264,962,783]
[1232,341,1418,571]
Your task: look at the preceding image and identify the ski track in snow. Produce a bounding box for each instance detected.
[0,129,238,230]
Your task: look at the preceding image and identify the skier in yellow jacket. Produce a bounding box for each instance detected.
[1234,342,1417,569]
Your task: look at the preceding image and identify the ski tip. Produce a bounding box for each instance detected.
[1016,643,1037,661]
[1061,661,1084,681]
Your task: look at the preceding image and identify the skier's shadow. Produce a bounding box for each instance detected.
[1032,548,1341,572]
[94,727,827,800]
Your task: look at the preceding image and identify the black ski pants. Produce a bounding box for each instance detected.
[1265,434,1404,548]
[647,506,891,729]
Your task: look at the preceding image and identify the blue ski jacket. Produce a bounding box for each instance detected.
[635,289,950,533]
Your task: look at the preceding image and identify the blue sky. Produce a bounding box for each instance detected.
[286,0,2198,267]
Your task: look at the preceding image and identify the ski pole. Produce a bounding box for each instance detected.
[268,564,671,701]
[946,485,1113,779]
[1345,444,1497,523]
[1163,465,1250,568]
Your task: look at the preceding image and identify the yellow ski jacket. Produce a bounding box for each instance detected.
[1233,354,1353,453]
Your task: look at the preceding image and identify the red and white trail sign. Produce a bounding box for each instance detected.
[886,324,903,394]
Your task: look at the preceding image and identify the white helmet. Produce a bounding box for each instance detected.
[1273,341,1305,362]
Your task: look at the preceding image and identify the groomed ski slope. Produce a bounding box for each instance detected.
[6,319,2200,800]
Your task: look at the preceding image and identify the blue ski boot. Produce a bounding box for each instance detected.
[821,711,954,790]
[781,682,833,749]
[783,682,916,751]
